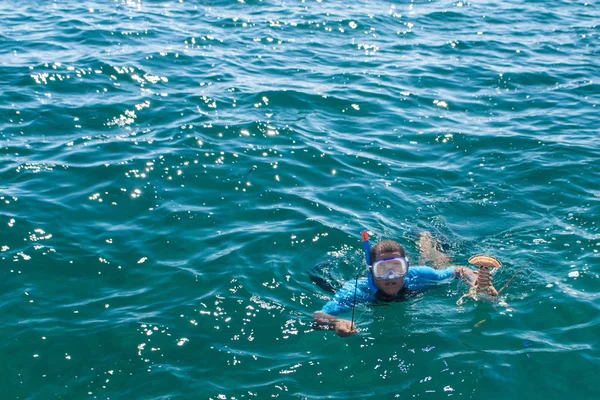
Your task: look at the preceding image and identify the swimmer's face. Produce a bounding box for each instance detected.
[373,250,405,296]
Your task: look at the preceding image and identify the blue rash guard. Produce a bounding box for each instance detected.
[319,266,456,316]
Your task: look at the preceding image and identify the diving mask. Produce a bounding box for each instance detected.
[371,257,409,280]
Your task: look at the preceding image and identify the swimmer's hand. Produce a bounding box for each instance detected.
[313,312,357,337]
[455,266,477,286]
[334,319,358,337]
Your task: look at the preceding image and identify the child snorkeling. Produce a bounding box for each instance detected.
[312,233,477,337]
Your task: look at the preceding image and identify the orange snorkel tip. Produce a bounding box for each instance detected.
[361,231,369,242]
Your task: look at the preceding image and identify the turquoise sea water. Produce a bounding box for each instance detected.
[1,0,599,399]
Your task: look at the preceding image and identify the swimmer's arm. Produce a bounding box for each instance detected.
[414,266,477,288]
[312,312,356,337]
[312,311,340,329]
[313,281,364,336]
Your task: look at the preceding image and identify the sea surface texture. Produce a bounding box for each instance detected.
[1,1,599,399]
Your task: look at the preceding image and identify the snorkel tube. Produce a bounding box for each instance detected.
[361,230,376,291]
[361,230,371,265]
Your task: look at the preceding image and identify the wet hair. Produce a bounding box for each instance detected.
[370,240,406,264]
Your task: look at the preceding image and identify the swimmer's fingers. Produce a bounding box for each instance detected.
[335,319,358,337]
[457,266,477,286]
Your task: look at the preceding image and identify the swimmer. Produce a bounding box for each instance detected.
[312,234,476,337]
